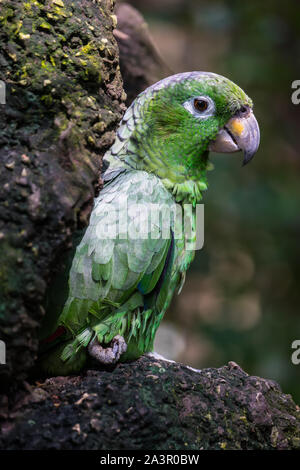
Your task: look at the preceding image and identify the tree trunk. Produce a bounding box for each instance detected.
[115,3,171,105]
[0,0,125,390]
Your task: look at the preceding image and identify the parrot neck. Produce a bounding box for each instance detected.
[159,175,209,206]
[104,149,211,206]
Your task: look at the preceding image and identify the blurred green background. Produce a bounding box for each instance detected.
[125,0,300,402]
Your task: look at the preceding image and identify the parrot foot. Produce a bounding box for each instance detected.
[88,334,127,365]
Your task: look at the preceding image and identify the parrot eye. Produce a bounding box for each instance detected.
[193,98,208,112]
[183,95,215,119]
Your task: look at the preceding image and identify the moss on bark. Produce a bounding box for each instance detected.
[0,0,126,389]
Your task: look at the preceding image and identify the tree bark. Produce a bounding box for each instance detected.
[0,0,125,390]
[1,356,300,450]
[115,3,171,105]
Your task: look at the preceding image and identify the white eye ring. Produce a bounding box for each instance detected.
[183,95,215,119]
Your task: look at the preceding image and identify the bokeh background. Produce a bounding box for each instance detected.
[123,0,300,402]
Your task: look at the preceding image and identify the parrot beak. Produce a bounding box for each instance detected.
[209,107,260,165]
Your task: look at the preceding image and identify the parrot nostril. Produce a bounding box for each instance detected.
[239,105,249,116]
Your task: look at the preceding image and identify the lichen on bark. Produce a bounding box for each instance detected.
[0,0,126,389]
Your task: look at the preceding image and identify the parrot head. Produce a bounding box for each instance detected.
[108,71,260,203]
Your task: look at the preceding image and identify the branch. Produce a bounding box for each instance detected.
[1,356,299,450]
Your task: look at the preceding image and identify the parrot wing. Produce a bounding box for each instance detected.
[59,169,176,334]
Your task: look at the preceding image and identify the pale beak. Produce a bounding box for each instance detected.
[209,107,260,165]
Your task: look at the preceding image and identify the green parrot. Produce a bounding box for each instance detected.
[40,72,260,375]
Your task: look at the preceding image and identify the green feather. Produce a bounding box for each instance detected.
[41,71,255,375]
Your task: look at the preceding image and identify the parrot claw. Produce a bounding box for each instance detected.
[88,334,127,365]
